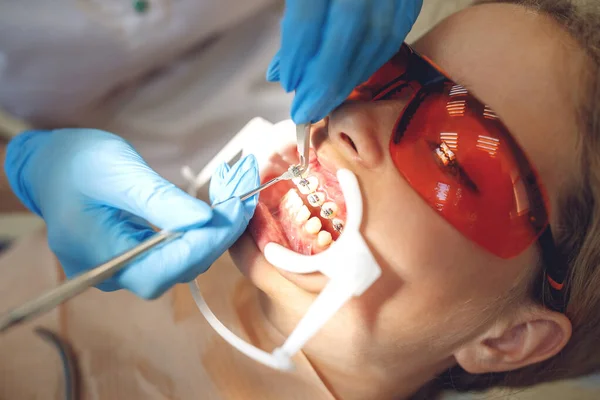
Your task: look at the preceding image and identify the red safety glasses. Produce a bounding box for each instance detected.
[347,43,568,312]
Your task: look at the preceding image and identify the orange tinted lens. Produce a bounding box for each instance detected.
[390,82,550,258]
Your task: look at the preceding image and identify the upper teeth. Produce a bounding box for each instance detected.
[286,175,345,237]
[297,176,319,195]
[332,218,344,233]
[307,192,325,207]
[320,202,338,219]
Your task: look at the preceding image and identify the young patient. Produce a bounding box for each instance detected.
[1,1,600,399]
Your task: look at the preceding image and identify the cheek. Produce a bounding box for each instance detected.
[356,164,534,345]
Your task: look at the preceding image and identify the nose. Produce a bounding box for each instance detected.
[328,100,404,169]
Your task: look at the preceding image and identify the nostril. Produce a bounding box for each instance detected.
[341,133,358,153]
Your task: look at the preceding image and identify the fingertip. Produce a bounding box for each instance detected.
[266,54,281,82]
[291,95,322,125]
[225,154,260,196]
[121,248,184,300]
[177,193,214,220]
[267,68,280,83]
[150,190,214,232]
[292,81,345,124]
[5,129,52,167]
[216,161,231,178]
[243,192,259,221]
[132,284,163,300]
[8,129,50,148]
[280,73,293,93]
[212,196,248,227]
[117,242,186,300]
[217,189,257,224]
[290,90,308,124]
[190,199,214,221]
[95,280,121,292]
[237,154,259,178]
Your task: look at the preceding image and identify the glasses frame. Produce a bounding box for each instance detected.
[350,43,569,313]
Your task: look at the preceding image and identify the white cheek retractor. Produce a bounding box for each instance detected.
[184,118,382,371]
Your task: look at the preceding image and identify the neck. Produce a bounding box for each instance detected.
[306,356,448,400]
[254,291,455,400]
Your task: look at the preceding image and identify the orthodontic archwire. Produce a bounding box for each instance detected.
[212,123,312,207]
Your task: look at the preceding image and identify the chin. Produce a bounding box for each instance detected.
[229,124,350,294]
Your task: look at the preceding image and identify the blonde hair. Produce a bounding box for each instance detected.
[415,0,600,396]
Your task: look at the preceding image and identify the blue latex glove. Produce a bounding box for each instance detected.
[267,0,423,124]
[5,129,259,299]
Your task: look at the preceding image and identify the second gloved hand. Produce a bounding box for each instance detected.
[267,0,423,124]
[5,129,259,299]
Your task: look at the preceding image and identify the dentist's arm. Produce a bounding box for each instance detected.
[4,129,259,298]
[267,0,423,124]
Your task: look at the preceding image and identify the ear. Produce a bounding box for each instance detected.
[454,304,572,373]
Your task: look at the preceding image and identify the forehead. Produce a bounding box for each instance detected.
[412,3,585,216]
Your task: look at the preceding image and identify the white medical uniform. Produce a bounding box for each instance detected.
[0,0,293,187]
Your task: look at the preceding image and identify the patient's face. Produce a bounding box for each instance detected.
[230,3,582,368]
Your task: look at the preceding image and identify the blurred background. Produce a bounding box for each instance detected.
[0,0,474,243]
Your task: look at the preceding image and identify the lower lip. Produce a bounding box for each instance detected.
[248,154,346,256]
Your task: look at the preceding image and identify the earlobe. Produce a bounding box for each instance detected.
[454,307,572,374]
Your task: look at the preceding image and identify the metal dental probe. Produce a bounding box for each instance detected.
[0,156,310,334]
[296,123,311,174]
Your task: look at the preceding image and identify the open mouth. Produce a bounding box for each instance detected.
[248,145,347,256]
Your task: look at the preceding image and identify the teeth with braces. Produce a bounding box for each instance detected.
[284,175,345,239]
[320,202,338,219]
[332,218,344,233]
[317,230,333,247]
[297,176,319,195]
[305,217,322,234]
[307,192,325,207]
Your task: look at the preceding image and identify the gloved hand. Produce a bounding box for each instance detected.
[267,0,423,124]
[5,129,259,299]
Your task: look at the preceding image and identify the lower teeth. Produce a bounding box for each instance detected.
[305,217,322,234]
[295,205,311,223]
[284,190,303,211]
[317,230,333,247]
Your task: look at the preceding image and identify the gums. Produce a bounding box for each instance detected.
[249,154,347,255]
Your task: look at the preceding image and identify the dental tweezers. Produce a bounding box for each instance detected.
[213,123,312,206]
[0,125,313,334]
